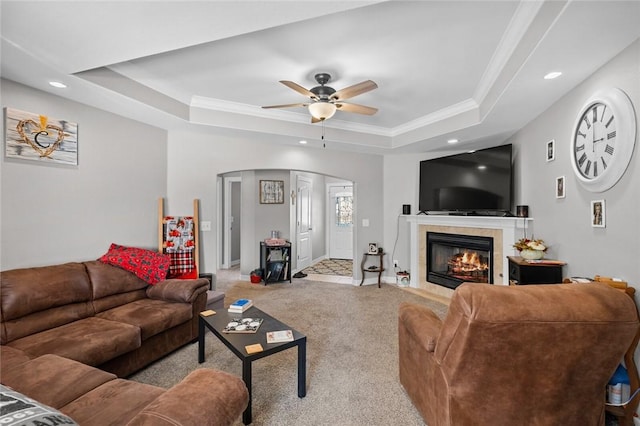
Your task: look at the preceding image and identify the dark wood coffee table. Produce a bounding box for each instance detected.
[198,306,306,425]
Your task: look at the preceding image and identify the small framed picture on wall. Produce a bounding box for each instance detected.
[546,139,555,162]
[556,176,565,198]
[591,199,605,228]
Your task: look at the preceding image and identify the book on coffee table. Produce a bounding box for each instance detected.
[228,298,253,313]
[266,329,294,343]
[223,318,263,333]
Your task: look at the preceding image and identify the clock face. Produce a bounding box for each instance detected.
[570,88,636,193]
[573,102,616,180]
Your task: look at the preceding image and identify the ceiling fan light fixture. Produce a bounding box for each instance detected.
[308,102,336,121]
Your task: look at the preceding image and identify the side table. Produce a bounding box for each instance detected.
[360,252,384,288]
[507,256,566,285]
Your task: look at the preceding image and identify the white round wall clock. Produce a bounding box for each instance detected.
[570,87,637,192]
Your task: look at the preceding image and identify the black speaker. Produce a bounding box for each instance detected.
[402,204,411,215]
[516,205,529,218]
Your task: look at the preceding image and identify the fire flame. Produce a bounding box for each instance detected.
[448,250,488,273]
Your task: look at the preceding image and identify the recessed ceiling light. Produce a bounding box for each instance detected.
[447,138,459,144]
[49,81,67,88]
[544,72,562,80]
[478,165,487,170]
[299,140,307,144]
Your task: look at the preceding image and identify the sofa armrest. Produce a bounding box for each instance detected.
[146,278,209,303]
[126,369,248,426]
[399,302,443,352]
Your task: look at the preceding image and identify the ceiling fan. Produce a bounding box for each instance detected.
[262,73,378,123]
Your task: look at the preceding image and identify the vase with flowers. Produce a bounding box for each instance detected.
[513,238,548,260]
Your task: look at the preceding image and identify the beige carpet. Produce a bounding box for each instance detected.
[130,279,447,425]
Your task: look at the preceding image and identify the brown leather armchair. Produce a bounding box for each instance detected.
[399,283,639,426]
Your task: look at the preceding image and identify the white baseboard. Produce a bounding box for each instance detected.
[634,415,640,426]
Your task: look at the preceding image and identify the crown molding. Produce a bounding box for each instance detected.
[190,95,391,136]
[473,0,545,105]
[390,98,479,137]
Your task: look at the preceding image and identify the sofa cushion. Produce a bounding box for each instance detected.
[127,369,249,426]
[99,243,170,285]
[96,299,192,340]
[0,384,78,426]
[61,379,164,426]
[7,317,140,366]
[146,278,210,304]
[1,354,116,409]
[84,260,148,298]
[0,262,92,319]
[0,346,32,372]
[1,262,93,344]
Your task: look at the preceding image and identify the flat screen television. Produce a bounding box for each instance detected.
[419,144,513,215]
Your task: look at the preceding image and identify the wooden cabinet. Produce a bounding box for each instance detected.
[260,242,291,284]
[507,256,565,285]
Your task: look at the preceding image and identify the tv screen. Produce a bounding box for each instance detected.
[419,144,513,214]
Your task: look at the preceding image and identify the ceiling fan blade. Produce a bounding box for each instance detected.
[262,103,307,109]
[335,102,378,115]
[280,80,317,99]
[331,80,378,101]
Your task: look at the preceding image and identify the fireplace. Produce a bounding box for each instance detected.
[427,232,493,289]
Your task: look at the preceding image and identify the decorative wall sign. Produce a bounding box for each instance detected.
[4,107,78,165]
[259,180,284,204]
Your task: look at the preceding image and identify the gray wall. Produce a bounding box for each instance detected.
[219,169,329,275]
[254,170,290,242]
[310,172,327,263]
[166,129,383,280]
[510,39,639,282]
[383,40,640,286]
[0,79,167,269]
[4,40,635,286]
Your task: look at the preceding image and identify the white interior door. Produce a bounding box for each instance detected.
[296,176,312,270]
[329,185,353,259]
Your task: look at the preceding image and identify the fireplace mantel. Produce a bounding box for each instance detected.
[406,215,532,294]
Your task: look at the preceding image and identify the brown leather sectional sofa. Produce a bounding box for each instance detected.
[0,260,249,425]
[1,345,248,425]
[1,260,209,377]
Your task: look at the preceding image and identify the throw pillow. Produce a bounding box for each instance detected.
[99,243,170,285]
[0,384,78,425]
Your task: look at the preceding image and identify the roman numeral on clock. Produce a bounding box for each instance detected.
[605,144,614,155]
[601,157,608,170]
[578,152,587,167]
[593,161,598,177]
[583,116,591,129]
[607,131,616,139]
[585,160,592,175]
[606,115,614,128]
[576,144,585,151]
